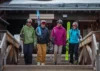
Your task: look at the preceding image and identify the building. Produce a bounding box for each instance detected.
[0,1,100,67]
[0,0,100,36]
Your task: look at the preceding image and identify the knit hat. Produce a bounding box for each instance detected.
[57,19,63,24]
[26,19,32,23]
[72,22,78,27]
[41,20,46,25]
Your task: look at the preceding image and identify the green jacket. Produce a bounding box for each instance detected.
[20,25,35,44]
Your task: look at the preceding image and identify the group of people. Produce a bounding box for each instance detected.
[20,18,81,65]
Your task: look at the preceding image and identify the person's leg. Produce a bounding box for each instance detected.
[27,43,33,64]
[57,45,63,64]
[54,45,58,64]
[74,43,79,64]
[41,44,47,65]
[69,43,74,64]
[23,44,28,64]
[37,44,42,65]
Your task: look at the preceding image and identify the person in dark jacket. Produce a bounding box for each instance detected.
[36,20,49,65]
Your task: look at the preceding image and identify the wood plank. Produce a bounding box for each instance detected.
[6,31,19,48]
[79,36,92,48]
[79,31,100,48]
[4,45,12,65]
[79,31,100,65]
[0,30,19,48]
[95,33,100,42]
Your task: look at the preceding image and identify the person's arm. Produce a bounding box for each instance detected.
[78,30,81,39]
[20,27,24,40]
[68,30,70,42]
[46,29,50,43]
[33,28,35,42]
[51,28,55,44]
[20,27,24,35]
[51,28,55,38]
[35,27,38,36]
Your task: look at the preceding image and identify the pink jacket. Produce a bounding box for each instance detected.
[51,26,66,46]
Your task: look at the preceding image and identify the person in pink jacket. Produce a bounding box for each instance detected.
[51,19,66,65]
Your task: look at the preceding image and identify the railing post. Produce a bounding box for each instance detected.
[0,33,7,71]
[96,42,100,71]
[0,53,2,71]
[0,56,1,71]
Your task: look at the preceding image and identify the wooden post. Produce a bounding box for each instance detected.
[96,42,100,71]
[0,33,7,71]
[4,45,12,65]
[0,53,2,71]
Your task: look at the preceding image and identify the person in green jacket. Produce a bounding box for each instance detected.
[20,19,35,65]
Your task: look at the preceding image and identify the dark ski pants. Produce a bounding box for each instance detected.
[24,43,33,65]
[69,43,79,64]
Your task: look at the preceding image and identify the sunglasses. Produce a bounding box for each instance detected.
[41,22,46,25]
[72,25,77,26]
[28,22,32,23]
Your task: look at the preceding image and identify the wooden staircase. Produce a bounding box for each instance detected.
[18,54,69,65]
[1,31,100,71]
[3,54,94,71]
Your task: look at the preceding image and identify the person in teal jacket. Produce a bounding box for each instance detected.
[69,22,80,64]
[20,19,35,65]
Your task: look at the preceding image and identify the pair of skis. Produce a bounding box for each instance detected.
[65,21,71,61]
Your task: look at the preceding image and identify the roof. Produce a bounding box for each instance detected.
[0,0,100,11]
[10,0,100,4]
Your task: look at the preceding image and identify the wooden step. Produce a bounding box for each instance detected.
[18,58,69,65]
[3,65,94,71]
[18,54,69,65]
[18,60,69,65]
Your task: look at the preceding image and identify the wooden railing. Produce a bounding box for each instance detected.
[79,31,100,70]
[0,32,6,71]
[0,30,19,71]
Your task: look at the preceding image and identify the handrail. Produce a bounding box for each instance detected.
[79,31,100,70]
[92,34,98,67]
[0,33,6,49]
[6,31,19,48]
[0,30,20,71]
[0,33,7,71]
[0,30,19,48]
[96,42,100,71]
[80,31,100,48]
[80,31,100,42]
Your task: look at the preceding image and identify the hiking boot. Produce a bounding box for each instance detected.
[74,60,78,65]
[54,61,57,65]
[41,63,45,66]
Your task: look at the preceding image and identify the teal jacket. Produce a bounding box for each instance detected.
[69,29,80,43]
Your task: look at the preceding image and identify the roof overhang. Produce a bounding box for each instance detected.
[9,0,100,4]
[0,0,100,11]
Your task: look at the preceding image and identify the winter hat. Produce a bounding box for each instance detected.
[72,22,78,27]
[41,20,46,25]
[26,19,32,23]
[57,19,63,24]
